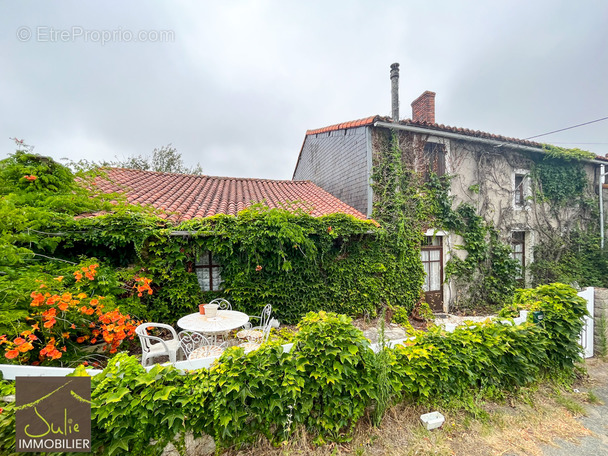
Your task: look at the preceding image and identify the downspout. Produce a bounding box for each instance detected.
[601,164,604,249]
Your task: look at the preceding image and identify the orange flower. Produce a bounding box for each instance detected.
[13,337,25,346]
[43,318,56,328]
[85,272,94,280]
[58,302,68,311]
[70,324,76,329]
[23,175,37,181]
[18,342,33,353]
[76,337,86,343]
[31,323,40,331]
[5,349,20,359]
[53,276,64,282]
[74,272,82,282]
[90,298,99,305]
[0,335,6,345]
[77,293,87,299]
[61,332,70,339]
[27,334,37,341]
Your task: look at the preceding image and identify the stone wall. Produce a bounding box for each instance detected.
[595,287,608,357]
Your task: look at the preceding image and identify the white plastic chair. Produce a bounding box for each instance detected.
[237,304,272,342]
[136,323,181,367]
[178,331,226,360]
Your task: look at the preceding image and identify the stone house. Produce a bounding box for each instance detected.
[292,63,608,312]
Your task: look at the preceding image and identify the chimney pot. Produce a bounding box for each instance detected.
[390,63,399,121]
[411,90,436,124]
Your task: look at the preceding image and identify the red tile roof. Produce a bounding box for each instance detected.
[306,116,379,136]
[94,168,369,222]
[302,115,608,163]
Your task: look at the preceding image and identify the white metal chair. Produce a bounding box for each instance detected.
[178,331,226,360]
[209,298,232,310]
[239,323,272,353]
[136,323,181,367]
[237,304,272,343]
[207,298,232,342]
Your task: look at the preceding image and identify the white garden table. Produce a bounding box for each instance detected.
[177,310,249,342]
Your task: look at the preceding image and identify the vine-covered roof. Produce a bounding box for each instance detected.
[94,168,368,222]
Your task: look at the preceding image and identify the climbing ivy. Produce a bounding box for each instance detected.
[528,145,608,287]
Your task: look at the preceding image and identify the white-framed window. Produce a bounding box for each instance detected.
[194,251,222,291]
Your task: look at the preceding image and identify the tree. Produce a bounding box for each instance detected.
[111,144,204,175]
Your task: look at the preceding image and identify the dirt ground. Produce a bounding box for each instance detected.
[226,358,608,456]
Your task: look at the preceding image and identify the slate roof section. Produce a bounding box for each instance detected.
[95,168,369,222]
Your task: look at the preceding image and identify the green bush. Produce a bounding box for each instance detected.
[0,284,589,454]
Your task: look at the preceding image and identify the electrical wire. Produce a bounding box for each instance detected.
[524,116,608,140]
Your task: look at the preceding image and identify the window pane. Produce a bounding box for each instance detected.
[196,252,210,266]
[430,250,440,261]
[196,268,210,291]
[423,263,430,291]
[421,250,429,261]
[429,261,441,291]
[212,267,222,291]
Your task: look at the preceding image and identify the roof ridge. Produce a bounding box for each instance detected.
[106,167,304,183]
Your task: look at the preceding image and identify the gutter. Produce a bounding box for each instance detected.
[373,121,608,165]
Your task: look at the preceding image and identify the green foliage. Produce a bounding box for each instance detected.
[0,285,588,453]
[370,133,433,314]
[290,311,374,442]
[530,229,608,287]
[441,203,519,310]
[499,283,588,371]
[533,159,588,206]
[91,354,187,455]
[145,206,406,324]
[542,144,595,162]
[391,306,410,326]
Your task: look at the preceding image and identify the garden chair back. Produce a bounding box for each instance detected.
[208,298,232,310]
[135,323,180,367]
[178,330,226,360]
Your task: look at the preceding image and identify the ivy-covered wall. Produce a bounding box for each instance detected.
[142,206,421,324]
[369,127,608,311]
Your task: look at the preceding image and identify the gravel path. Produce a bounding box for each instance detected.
[541,358,608,455]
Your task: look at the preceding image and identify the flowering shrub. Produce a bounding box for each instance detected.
[0,263,145,366]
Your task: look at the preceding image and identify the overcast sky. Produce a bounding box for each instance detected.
[2,1,607,180]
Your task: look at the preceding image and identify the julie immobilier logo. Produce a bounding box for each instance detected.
[15,376,91,453]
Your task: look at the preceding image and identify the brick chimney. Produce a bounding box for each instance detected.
[411,91,436,123]
[390,63,399,121]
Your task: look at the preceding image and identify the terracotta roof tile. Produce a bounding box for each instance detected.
[306,116,379,136]
[305,115,546,148]
[95,168,369,222]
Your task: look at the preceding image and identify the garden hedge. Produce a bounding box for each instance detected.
[0,283,588,455]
